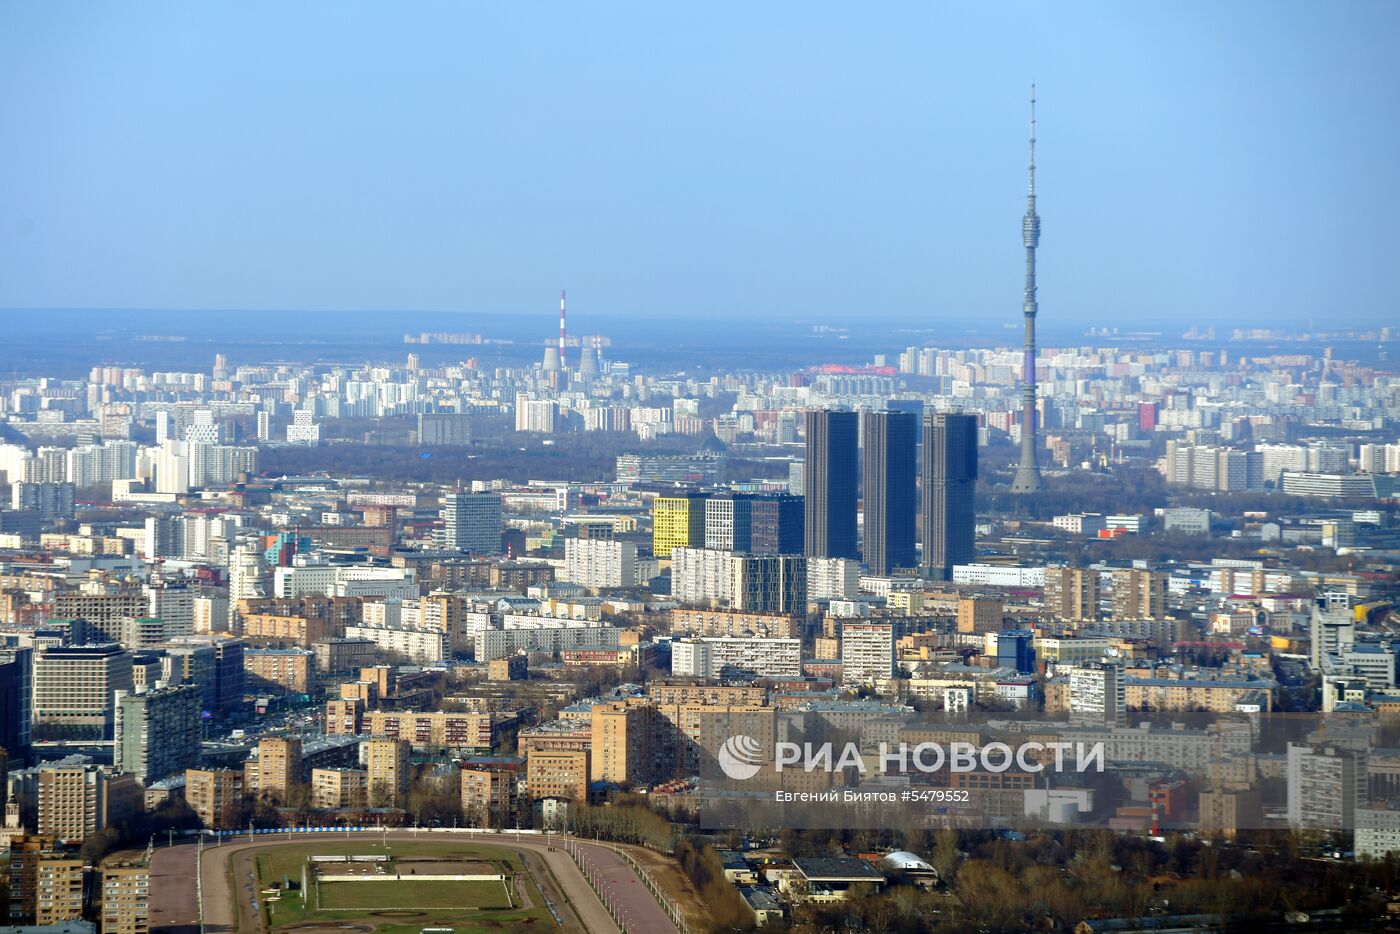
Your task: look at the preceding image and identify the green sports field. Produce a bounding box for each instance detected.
[317,877,513,911]
[248,840,557,933]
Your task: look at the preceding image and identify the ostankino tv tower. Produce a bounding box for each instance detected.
[1010,86,1045,494]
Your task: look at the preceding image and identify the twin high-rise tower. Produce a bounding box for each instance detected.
[803,407,977,580]
[803,410,860,561]
[924,412,978,579]
[861,411,917,575]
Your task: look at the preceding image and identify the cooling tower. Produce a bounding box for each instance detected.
[577,345,599,378]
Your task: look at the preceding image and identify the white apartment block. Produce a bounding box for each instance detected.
[475,625,620,661]
[150,441,257,493]
[1357,807,1400,859]
[515,399,558,433]
[1286,743,1366,831]
[1161,507,1211,535]
[952,564,1046,588]
[703,497,741,551]
[274,563,338,598]
[1068,664,1124,723]
[671,636,801,679]
[670,639,711,678]
[671,547,734,606]
[840,623,895,686]
[564,538,638,589]
[146,583,195,638]
[144,513,244,561]
[441,491,503,553]
[1358,443,1400,475]
[807,556,860,600]
[343,623,446,664]
[334,569,419,602]
[286,409,321,444]
[193,594,229,634]
[184,409,220,443]
[65,441,138,487]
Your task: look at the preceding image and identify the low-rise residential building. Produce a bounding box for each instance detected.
[185,768,243,830]
[526,750,590,802]
[243,648,314,693]
[99,860,150,934]
[310,768,368,809]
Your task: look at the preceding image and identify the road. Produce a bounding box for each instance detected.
[148,843,200,934]
[563,835,680,934]
[150,829,678,934]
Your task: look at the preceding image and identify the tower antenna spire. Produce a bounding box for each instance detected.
[1029,83,1036,196]
[1011,85,1045,494]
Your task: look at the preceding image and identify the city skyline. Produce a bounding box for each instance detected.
[0,273,1396,933]
[1,6,1399,933]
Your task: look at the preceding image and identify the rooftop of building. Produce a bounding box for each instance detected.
[739,885,782,911]
[792,857,885,882]
[796,700,913,714]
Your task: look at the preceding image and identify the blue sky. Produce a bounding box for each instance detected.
[1,2,1397,327]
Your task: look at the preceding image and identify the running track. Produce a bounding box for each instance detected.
[149,829,677,934]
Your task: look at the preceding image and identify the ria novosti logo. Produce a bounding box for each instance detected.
[718,734,766,780]
[716,735,1106,781]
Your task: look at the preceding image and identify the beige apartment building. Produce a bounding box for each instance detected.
[461,764,520,829]
[325,699,363,735]
[590,702,653,785]
[1125,678,1273,713]
[956,598,1004,635]
[645,681,767,707]
[1111,569,1168,620]
[1042,566,1100,621]
[32,854,86,926]
[362,711,498,750]
[241,612,334,648]
[38,763,139,841]
[310,767,368,809]
[7,835,72,924]
[33,643,134,740]
[185,768,243,830]
[100,860,150,934]
[243,648,313,693]
[364,738,411,807]
[669,608,799,639]
[525,750,589,802]
[246,737,302,800]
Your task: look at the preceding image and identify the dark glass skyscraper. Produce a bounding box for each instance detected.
[0,646,33,767]
[923,412,978,579]
[862,411,917,574]
[749,494,804,554]
[804,410,859,559]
